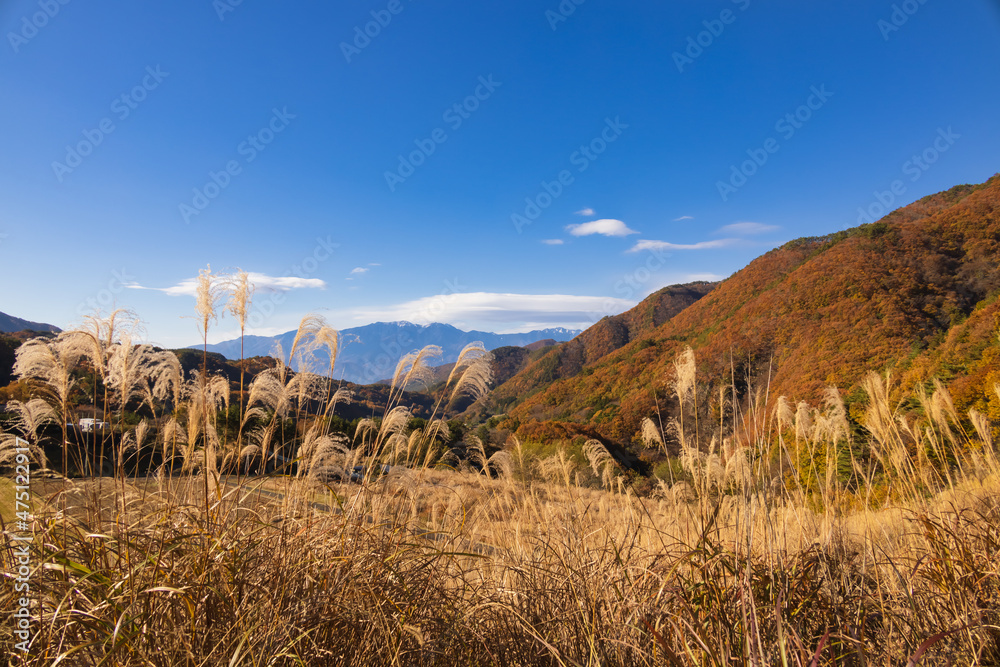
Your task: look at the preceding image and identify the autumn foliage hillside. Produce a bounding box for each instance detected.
[505,175,1000,445]
[468,282,716,420]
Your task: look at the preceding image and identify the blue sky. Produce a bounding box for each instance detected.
[2,1,998,347]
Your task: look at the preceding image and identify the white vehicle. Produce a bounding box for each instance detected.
[78,418,109,433]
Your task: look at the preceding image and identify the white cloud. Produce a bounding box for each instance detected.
[673,215,694,221]
[350,292,636,330]
[716,222,779,235]
[575,207,595,216]
[126,272,326,297]
[349,267,369,275]
[541,239,565,245]
[628,238,739,253]
[565,218,638,237]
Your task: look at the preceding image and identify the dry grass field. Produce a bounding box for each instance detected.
[2,458,999,665]
[3,306,1000,665]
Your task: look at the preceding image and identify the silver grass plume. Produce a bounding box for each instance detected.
[0,430,47,467]
[195,265,226,342]
[225,269,254,331]
[448,342,493,403]
[672,346,697,410]
[295,426,331,477]
[466,434,489,478]
[287,371,327,412]
[969,409,993,450]
[640,417,664,450]
[379,405,412,440]
[120,419,151,475]
[724,442,751,491]
[286,314,326,369]
[162,417,183,464]
[307,434,352,481]
[331,387,353,406]
[821,386,850,445]
[775,396,795,430]
[405,428,424,463]
[538,449,575,488]
[487,450,513,480]
[425,418,451,444]
[141,349,183,410]
[390,345,442,397]
[313,324,339,377]
[5,399,56,444]
[794,401,814,444]
[13,334,87,411]
[107,337,184,415]
[354,418,378,447]
[438,447,462,468]
[583,439,617,489]
[387,432,410,464]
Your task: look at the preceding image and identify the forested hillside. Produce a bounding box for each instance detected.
[503,176,1000,446]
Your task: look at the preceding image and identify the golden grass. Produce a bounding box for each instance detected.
[1,467,998,665]
[3,311,1000,664]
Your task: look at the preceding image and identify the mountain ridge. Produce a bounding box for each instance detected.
[193,321,581,385]
[461,282,717,423]
[0,311,61,334]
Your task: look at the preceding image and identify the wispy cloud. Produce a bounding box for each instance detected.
[628,238,739,252]
[541,239,565,245]
[673,215,693,221]
[566,218,638,237]
[716,222,779,235]
[575,207,595,216]
[349,267,369,275]
[350,292,635,330]
[126,272,326,297]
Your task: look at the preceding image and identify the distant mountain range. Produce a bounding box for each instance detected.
[0,311,60,334]
[192,322,580,385]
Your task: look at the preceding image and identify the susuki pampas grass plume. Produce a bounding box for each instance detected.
[448,342,493,404]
